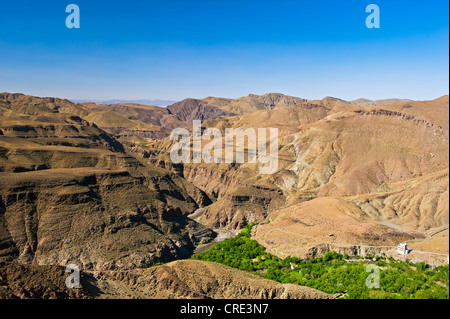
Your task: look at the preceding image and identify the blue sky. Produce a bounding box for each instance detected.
[0,0,448,101]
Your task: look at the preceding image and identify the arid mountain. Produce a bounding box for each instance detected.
[71,99,178,107]
[204,93,308,115]
[167,93,309,121]
[278,100,449,198]
[0,93,215,270]
[322,96,347,102]
[82,102,189,139]
[259,98,448,257]
[350,98,413,107]
[254,169,448,259]
[0,92,89,118]
[212,93,308,114]
[0,93,188,140]
[0,91,448,299]
[167,98,237,122]
[141,96,449,259]
[319,97,413,107]
[86,260,331,299]
[144,99,361,228]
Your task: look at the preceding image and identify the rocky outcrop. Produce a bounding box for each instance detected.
[353,109,445,130]
[322,96,347,102]
[216,93,308,114]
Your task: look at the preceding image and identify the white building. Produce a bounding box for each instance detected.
[397,243,411,255]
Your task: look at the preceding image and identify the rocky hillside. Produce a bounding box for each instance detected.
[0,91,448,299]
[86,259,331,299]
[167,98,237,122]
[208,93,308,115]
[0,92,89,118]
[0,93,215,270]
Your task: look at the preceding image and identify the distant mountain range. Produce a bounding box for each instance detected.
[322,96,413,106]
[69,96,413,109]
[349,98,413,107]
[69,99,178,107]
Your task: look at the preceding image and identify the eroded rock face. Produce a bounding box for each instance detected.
[147,160,286,229]
[0,168,215,270]
[167,98,237,122]
[200,187,284,229]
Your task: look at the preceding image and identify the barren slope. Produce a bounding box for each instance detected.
[0,262,91,299]
[86,259,331,299]
[253,197,424,259]
[0,94,215,269]
[254,98,449,258]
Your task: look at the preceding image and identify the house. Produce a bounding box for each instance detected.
[397,243,411,255]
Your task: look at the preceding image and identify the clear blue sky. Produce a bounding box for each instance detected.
[0,0,448,101]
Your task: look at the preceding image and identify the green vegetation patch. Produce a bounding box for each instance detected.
[192,224,449,299]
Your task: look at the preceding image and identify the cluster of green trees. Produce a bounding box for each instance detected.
[192,224,449,299]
